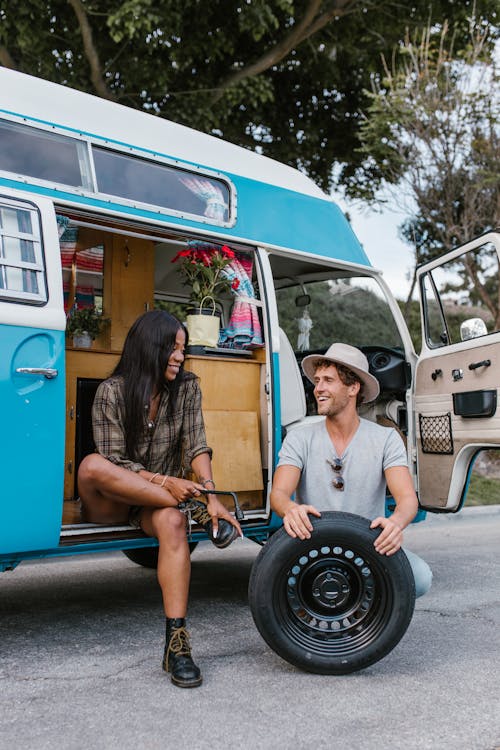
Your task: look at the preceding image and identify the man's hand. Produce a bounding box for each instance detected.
[283,503,321,540]
[206,494,242,539]
[370,516,403,556]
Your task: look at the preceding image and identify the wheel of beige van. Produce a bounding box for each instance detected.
[123,542,198,569]
[248,511,415,674]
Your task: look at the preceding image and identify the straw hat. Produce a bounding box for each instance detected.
[301,343,380,404]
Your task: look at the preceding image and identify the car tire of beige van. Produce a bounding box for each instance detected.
[123,542,198,569]
[248,511,415,675]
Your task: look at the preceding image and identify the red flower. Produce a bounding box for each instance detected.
[231,278,240,290]
[171,248,192,263]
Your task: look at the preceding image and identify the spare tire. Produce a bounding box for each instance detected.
[248,511,415,674]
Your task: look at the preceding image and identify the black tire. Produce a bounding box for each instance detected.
[123,542,198,569]
[248,511,415,675]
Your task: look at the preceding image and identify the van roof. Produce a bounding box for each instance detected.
[0,68,370,267]
[0,68,326,199]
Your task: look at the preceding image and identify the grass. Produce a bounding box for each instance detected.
[465,474,500,506]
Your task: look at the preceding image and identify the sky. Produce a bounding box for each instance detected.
[338,199,415,301]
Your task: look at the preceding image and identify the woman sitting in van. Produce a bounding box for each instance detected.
[78,310,242,689]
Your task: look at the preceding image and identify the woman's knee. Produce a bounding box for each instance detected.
[77,453,109,486]
[152,507,186,540]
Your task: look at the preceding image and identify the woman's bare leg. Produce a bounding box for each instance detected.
[78,453,176,523]
[140,507,191,617]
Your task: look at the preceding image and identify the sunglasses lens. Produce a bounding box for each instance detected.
[332,459,342,472]
[332,475,345,491]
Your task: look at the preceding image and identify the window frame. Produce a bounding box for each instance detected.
[0,196,48,305]
[0,114,237,229]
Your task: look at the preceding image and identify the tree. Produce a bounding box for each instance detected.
[354,18,499,310]
[0,1,497,193]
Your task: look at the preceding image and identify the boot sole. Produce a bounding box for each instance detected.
[211,527,240,549]
[171,674,203,688]
[162,661,203,688]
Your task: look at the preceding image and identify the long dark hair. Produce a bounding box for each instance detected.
[112,310,188,460]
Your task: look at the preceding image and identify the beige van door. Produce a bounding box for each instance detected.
[414,232,500,511]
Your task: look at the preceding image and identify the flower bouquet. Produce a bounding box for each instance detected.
[172,241,239,346]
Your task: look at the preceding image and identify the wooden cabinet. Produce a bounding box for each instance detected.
[185,355,265,510]
[64,351,266,516]
[64,349,120,506]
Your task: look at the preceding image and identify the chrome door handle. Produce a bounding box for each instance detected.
[15,367,58,380]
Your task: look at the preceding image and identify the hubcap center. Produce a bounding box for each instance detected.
[312,570,350,609]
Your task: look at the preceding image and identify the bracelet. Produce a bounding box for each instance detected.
[201,478,215,489]
[160,475,168,488]
[149,473,160,484]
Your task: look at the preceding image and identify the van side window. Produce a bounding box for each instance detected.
[0,120,92,190]
[420,240,499,348]
[92,147,231,225]
[0,199,47,304]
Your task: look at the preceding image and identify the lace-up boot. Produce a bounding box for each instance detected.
[163,618,202,688]
[180,499,239,549]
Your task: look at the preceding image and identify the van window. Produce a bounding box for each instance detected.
[0,199,46,303]
[275,273,404,353]
[420,240,499,348]
[93,147,231,225]
[0,119,92,190]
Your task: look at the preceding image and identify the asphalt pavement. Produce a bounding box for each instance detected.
[1,505,499,750]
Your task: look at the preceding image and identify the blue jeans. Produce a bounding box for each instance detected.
[404,549,433,598]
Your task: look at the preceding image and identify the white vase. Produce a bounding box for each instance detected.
[73,332,92,348]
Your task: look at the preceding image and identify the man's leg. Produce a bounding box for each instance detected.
[404,548,433,598]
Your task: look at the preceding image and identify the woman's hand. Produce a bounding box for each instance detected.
[164,476,205,504]
[206,494,243,539]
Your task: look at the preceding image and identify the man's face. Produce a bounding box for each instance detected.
[313,364,359,417]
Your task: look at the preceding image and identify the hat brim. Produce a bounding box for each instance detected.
[301,354,380,404]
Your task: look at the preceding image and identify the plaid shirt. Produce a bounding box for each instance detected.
[92,373,211,476]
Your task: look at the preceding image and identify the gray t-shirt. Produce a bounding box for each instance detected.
[277,418,408,519]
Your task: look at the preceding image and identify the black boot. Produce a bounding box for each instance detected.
[180,499,239,549]
[163,618,202,688]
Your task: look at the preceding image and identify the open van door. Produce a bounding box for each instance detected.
[414,231,500,511]
[0,190,66,556]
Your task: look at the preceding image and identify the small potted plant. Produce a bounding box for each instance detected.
[66,306,108,348]
[171,241,238,347]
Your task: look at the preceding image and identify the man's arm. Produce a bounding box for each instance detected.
[370,465,418,555]
[271,464,321,540]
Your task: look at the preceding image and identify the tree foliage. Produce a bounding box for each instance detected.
[0,1,497,193]
[355,18,499,309]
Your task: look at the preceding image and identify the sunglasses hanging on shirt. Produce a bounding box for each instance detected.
[326,457,345,491]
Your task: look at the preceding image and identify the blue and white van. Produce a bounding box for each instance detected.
[0,68,498,589]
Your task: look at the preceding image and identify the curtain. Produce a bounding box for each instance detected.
[219,254,264,349]
[179,177,228,222]
[57,216,102,312]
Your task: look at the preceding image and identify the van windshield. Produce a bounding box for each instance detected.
[275,274,404,355]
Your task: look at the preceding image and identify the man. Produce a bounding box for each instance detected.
[271,342,432,597]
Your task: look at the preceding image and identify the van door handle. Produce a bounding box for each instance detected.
[468,359,491,370]
[15,367,58,380]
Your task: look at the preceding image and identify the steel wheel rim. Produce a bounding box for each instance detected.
[276,542,393,656]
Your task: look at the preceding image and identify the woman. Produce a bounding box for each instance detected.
[78,310,242,688]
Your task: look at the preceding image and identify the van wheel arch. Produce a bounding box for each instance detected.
[123,542,198,569]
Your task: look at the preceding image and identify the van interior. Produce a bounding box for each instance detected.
[58,210,411,543]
